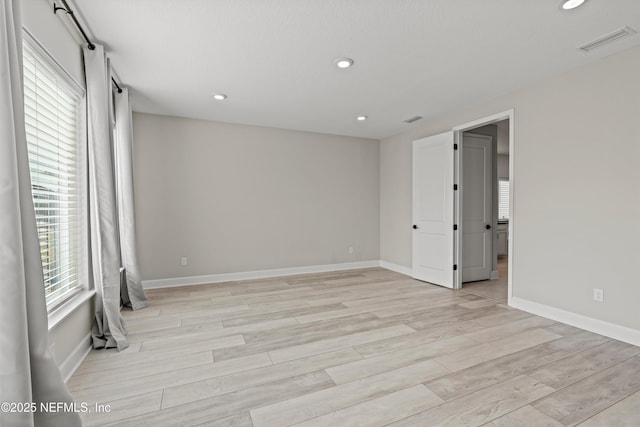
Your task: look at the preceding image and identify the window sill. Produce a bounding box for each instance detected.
[48,289,96,332]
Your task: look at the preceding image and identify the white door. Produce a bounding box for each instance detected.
[412,132,455,288]
[462,133,492,282]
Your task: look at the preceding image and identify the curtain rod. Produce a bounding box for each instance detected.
[53,0,123,93]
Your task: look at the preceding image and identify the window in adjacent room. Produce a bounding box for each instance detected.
[498,179,510,221]
[23,37,85,310]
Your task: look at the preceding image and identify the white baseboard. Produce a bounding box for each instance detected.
[491,270,499,280]
[510,297,640,347]
[379,261,412,277]
[59,333,92,383]
[142,260,381,289]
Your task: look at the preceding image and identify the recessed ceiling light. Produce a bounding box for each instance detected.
[212,93,227,100]
[336,58,354,69]
[356,115,367,121]
[562,0,585,10]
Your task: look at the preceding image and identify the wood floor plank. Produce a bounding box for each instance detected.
[214,314,386,361]
[126,328,256,362]
[248,299,312,311]
[154,299,237,315]
[172,304,252,317]
[353,325,473,358]
[484,405,564,427]
[533,355,640,425]
[578,390,640,426]
[372,294,479,318]
[340,288,450,308]
[426,328,610,401]
[434,328,562,372]
[250,359,449,427]
[222,303,346,327]
[529,340,640,390]
[289,385,442,427]
[140,333,243,354]
[327,336,472,384]
[303,283,429,307]
[71,352,272,405]
[458,298,499,309]
[352,310,533,358]
[76,343,223,376]
[124,320,225,344]
[161,348,360,408]
[267,325,415,364]
[80,390,163,427]
[405,304,510,330]
[459,315,556,344]
[470,309,532,327]
[109,371,335,427]
[68,351,213,391]
[294,301,409,324]
[240,313,379,344]
[389,375,555,427]
[195,412,254,427]
[138,320,287,352]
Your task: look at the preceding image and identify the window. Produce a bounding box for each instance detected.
[498,179,510,221]
[23,39,84,310]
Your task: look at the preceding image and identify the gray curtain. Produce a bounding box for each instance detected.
[84,44,128,350]
[0,1,81,425]
[114,88,148,310]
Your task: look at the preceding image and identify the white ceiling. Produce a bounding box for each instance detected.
[74,0,640,140]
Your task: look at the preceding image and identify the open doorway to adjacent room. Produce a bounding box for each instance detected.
[457,118,510,303]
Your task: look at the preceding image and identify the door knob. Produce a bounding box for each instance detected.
[485,224,492,230]
[412,224,418,229]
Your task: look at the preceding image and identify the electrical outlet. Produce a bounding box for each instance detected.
[593,288,604,302]
[348,247,354,254]
[181,257,188,266]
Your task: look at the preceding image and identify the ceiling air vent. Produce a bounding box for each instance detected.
[404,116,423,124]
[578,27,637,53]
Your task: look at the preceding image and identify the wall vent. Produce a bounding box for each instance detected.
[578,27,637,53]
[404,116,423,124]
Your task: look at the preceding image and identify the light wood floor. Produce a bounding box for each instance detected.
[69,267,640,426]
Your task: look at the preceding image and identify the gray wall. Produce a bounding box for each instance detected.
[23,0,92,371]
[380,45,640,331]
[498,155,509,179]
[133,113,380,280]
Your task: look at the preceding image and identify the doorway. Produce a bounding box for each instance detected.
[453,110,513,302]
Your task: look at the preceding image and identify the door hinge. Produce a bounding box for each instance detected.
[454,143,458,150]
[453,264,458,271]
[453,224,458,231]
[453,184,458,191]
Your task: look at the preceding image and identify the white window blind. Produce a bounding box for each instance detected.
[23,42,82,309]
[498,179,510,221]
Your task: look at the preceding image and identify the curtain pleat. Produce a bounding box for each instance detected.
[114,88,148,310]
[0,1,81,425]
[84,45,128,350]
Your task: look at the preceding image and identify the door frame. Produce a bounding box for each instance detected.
[452,109,514,304]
